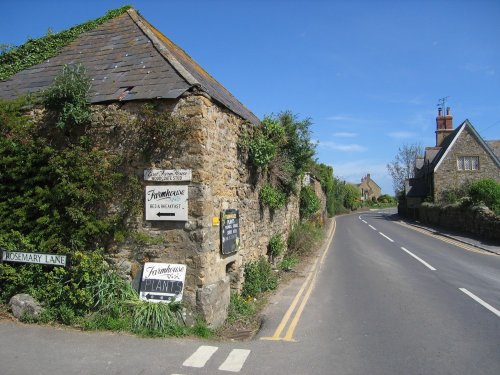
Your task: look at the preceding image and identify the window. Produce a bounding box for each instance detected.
[457,156,479,171]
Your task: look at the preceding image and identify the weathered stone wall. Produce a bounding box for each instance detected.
[434,126,500,202]
[417,203,500,242]
[78,94,300,327]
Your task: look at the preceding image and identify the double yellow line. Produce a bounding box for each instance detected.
[261,219,336,342]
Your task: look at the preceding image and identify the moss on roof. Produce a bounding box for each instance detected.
[0,6,132,81]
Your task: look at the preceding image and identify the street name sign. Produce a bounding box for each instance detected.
[1,250,68,267]
[145,185,188,221]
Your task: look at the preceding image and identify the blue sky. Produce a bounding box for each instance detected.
[1,0,499,194]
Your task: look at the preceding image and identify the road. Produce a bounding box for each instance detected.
[1,209,499,374]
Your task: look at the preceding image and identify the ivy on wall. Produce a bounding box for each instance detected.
[0,6,132,80]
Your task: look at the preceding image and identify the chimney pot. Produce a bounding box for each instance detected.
[438,107,442,117]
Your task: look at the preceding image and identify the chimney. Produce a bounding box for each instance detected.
[435,107,454,146]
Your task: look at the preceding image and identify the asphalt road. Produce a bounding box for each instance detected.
[1,210,499,374]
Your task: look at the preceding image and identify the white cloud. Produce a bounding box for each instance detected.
[326,114,362,122]
[319,141,366,152]
[333,132,358,138]
[387,131,416,139]
[463,63,495,76]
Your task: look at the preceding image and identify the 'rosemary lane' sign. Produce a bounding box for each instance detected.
[144,169,192,182]
[145,185,188,221]
[1,250,68,267]
[139,262,186,303]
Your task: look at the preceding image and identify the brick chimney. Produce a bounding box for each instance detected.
[435,107,453,146]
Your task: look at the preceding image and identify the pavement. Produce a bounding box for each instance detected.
[396,216,500,256]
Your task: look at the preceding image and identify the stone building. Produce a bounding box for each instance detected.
[0,8,302,327]
[405,108,500,206]
[357,174,381,202]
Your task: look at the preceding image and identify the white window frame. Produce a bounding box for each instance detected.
[457,156,479,171]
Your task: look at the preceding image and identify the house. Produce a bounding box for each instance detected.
[405,107,500,206]
[0,8,301,327]
[358,174,381,202]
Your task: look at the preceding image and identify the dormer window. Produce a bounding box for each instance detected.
[457,156,479,171]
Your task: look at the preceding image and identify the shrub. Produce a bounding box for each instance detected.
[42,64,92,128]
[260,184,287,209]
[287,222,323,256]
[468,179,500,214]
[130,299,185,336]
[242,257,278,298]
[300,186,320,220]
[279,256,299,271]
[268,234,286,257]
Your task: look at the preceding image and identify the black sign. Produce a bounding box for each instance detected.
[221,209,240,254]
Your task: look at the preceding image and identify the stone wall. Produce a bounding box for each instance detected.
[434,126,500,202]
[417,203,500,242]
[79,94,300,327]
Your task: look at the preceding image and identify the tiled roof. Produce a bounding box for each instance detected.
[0,9,260,125]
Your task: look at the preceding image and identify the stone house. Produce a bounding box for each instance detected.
[0,8,303,327]
[357,174,381,202]
[405,108,500,206]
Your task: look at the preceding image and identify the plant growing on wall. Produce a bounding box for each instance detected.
[300,185,321,221]
[42,64,92,128]
[135,103,190,159]
[0,6,132,81]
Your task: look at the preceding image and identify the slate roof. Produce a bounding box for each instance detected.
[0,8,260,125]
[432,120,500,171]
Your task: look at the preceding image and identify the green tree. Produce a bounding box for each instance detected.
[344,183,361,210]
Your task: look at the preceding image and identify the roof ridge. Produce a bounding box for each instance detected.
[126,9,200,88]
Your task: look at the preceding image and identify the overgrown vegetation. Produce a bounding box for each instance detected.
[437,178,500,215]
[0,64,204,337]
[42,64,92,128]
[300,185,321,220]
[241,257,279,298]
[0,6,132,80]
[241,111,316,209]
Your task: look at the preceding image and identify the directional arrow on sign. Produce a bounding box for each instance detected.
[145,293,174,301]
[157,212,175,217]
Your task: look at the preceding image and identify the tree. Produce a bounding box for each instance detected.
[386,143,423,195]
[344,183,361,210]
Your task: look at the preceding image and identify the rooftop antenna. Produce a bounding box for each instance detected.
[437,96,449,114]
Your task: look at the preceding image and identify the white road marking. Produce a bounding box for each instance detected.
[379,232,394,242]
[362,220,367,224]
[459,288,500,318]
[218,349,251,372]
[400,247,436,271]
[369,225,376,230]
[182,345,218,368]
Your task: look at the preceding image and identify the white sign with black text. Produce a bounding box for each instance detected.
[144,169,192,182]
[139,262,186,303]
[145,185,188,221]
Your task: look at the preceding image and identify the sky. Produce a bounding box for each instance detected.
[1,0,499,194]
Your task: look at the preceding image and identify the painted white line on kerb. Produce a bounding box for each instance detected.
[400,247,436,271]
[218,349,251,372]
[183,346,218,368]
[379,232,394,242]
[459,288,500,318]
[369,225,377,231]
